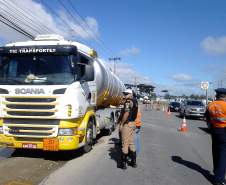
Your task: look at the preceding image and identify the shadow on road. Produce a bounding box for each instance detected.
[11,148,84,161]
[199,127,211,134]
[0,148,14,158]
[108,137,121,168]
[5,133,108,162]
[172,156,215,185]
[175,114,183,119]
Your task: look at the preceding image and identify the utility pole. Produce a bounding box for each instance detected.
[109,57,121,75]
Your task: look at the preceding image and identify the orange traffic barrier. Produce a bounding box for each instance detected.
[179,117,188,132]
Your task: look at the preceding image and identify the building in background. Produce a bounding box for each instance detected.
[125,83,155,99]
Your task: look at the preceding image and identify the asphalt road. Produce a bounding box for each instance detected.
[40,106,214,185]
[0,105,214,185]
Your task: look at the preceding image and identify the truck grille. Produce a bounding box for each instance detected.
[2,96,58,119]
[3,119,59,138]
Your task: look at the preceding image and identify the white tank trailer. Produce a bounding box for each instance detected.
[94,58,125,107]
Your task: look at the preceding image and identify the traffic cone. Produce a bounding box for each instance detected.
[179,117,188,132]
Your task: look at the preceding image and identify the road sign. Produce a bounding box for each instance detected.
[201,81,209,90]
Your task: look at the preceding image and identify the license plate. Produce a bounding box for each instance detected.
[22,143,37,149]
[43,138,59,151]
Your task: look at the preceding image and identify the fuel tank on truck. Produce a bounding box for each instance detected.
[93,59,126,107]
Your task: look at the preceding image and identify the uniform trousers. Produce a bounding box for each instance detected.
[211,127,226,183]
[121,122,136,154]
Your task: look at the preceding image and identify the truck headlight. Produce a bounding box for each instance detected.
[58,128,74,136]
[66,105,72,117]
[0,127,3,134]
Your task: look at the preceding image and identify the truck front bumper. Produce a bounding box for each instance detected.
[0,134,82,151]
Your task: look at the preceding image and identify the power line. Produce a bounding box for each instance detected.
[0,13,34,39]
[0,3,43,35]
[39,0,77,37]
[67,0,116,56]
[0,16,33,39]
[67,0,102,40]
[0,0,117,57]
[9,0,54,33]
[57,0,94,39]
[58,0,115,56]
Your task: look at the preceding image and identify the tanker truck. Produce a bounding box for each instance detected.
[0,34,125,152]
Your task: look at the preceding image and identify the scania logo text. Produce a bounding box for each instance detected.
[15,88,45,94]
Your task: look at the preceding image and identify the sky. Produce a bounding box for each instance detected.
[0,0,226,96]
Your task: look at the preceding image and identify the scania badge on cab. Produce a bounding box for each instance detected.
[0,34,125,153]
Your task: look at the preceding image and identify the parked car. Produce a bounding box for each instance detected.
[168,101,181,112]
[143,96,151,104]
[179,100,205,119]
[143,99,151,104]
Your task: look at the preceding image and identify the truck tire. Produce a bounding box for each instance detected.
[110,115,116,131]
[106,127,112,136]
[106,115,115,135]
[82,119,94,153]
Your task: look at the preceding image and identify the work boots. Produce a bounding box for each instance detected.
[131,151,137,168]
[120,153,127,170]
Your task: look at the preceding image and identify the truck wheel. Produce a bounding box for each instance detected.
[82,120,94,153]
[106,127,112,136]
[110,115,116,131]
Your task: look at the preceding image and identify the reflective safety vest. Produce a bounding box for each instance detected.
[135,111,142,127]
[207,100,226,128]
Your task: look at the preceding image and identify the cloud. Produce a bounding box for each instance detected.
[155,82,205,96]
[172,73,192,82]
[119,46,140,57]
[0,0,99,44]
[58,12,99,40]
[102,59,153,85]
[201,36,226,55]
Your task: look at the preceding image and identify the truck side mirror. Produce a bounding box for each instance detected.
[83,64,94,81]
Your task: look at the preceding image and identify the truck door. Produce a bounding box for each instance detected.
[77,54,96,106]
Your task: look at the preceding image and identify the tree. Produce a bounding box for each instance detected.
[181,94,188,99]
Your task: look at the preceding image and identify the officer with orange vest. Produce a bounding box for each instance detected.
[205,88,226,185]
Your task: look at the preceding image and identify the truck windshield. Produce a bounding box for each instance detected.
[0,55,75,85]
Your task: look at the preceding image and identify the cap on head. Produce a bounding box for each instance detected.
[123,89,133,95]
[215,88,226,95]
